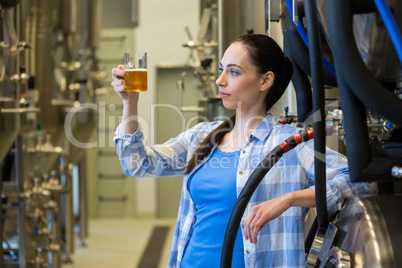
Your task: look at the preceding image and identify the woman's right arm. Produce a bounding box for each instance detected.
[111,65,206,178]
[111,65,139,135]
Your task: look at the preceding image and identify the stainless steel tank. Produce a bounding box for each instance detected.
[218,0,267,57]
[0,98,18,162]
[319,195,402,267]
[304,1,402,267]
[66,0,99,165]
[26,0,67,145]
[25,0,97,153]
[1,0,101,266]
[0,5,20,162]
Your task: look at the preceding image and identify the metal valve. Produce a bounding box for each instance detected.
[391,166,402,179]
[17,41,32,50]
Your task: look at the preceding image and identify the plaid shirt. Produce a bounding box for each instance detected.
[114,114,377,268]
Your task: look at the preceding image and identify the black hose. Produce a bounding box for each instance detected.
[397,1,402,34]
[351,0,377,13]
[220,129,315,268]
[0,0,20,8]
[336,74,371,182]
[304,0,328,228]
[304,216,318,254]
[220,154,282,268]
[326,0,402,126]
[284,6,338,88]
[284,28,313,122]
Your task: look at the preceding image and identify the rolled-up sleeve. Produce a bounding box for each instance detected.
[298,141,378,214]
[113,124,190,177]
[113,121,220,178]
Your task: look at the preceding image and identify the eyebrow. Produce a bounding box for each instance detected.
[219,63,243,69]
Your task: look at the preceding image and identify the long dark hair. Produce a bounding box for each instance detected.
[185,34,293,174]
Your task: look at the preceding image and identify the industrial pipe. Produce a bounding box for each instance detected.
[326,0,402,182]
[326,0,402,126]
[304,0,328,228]
[283,27,313,122]
[284,0,338,84]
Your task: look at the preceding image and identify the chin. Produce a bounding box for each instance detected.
[220,100,236,110]
[222,103,237,110]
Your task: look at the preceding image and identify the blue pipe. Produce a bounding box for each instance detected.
[373,0,402,66]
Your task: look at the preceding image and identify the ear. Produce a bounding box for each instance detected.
[261,71,274,92]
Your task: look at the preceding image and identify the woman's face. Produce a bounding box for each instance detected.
[216,42,271,112]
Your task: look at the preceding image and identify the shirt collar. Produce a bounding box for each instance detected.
[250,113,276,141]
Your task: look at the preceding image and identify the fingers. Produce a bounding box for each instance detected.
[244,205,269,244]
[111,65,125,81]
[111,77,125,94]
[111,65,126,96]
[244,195,291,245]
[110,65,140,103]
[111,77,124,88]
[244,207,260,244]
[244,213,253,241]
[251,217,264,243]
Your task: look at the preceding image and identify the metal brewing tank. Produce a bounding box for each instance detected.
[0,0,101,266]
[329,195,402,267]
[0,4,20,162]
[218,0,267,56]
[195,0,270,121]
[26,0,99,156]
[305,0,402,267]
[27,0,68,147]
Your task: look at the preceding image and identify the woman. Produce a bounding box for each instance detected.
[111,34,376,267]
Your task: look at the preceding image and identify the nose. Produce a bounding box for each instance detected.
[216,72,227,87]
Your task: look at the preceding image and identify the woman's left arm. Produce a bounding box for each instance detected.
[244,188,315,244]
[244,140,377,244]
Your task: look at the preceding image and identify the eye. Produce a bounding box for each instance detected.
[218,67,223,74]
[229,69,239,76]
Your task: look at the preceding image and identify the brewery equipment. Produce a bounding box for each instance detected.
[284,0,402,267]
[180,1,233,121]
[219,0,402,267]
[1,0,101,266]
[180,0,291,122]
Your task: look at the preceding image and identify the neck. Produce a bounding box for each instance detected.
[232,107,267,137]
[218,106,267,152]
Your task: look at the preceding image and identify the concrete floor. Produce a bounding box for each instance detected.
[63,218,176,268]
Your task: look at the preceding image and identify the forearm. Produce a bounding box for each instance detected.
[244,188,316,243]
[121,97,139,135]
[285,188,316,208]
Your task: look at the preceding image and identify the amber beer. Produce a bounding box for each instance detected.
[124,69,147,92]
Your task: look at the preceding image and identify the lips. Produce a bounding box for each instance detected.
[220,91,231,98]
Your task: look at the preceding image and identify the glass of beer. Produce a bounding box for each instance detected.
[124,52,148,92]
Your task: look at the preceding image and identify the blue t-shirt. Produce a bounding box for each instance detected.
[181,148,245,268]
